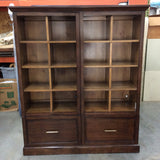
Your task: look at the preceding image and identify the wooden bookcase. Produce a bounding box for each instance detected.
[10,5,148,155]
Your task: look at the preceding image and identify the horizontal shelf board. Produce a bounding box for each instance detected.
[26,102,50,114]
[20,40,76,44]
[22,63,49,68]
[20,41,47,44]
[84,40,110,43]
[111,81,137,90]
[111,101,135,112]
[49,40,76,43]
[83,16,109,21]
[24,83,50,92]
[84,82,109,91]
[53,102,77,113]
[84,40,139,43]
[51,62,77,68]
[84,62,109,68]
[20,40,139,44]
[52,83,77,91]
[111,62,138,67]
[85,102,108,112]
[112,40,139,43]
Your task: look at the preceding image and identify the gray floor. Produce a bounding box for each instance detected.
[0,102,160,160]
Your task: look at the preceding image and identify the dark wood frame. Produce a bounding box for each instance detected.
[10,5,148,155]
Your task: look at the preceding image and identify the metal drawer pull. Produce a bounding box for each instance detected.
[104,129,117,133]
[46,131,59,134]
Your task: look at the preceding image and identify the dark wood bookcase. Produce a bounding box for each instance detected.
[10,5,148,155]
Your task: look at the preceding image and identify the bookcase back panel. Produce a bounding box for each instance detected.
[25,43,48,64]
[30,92,50,102]
[112,68,130,82]
[24,16,46,40]
[84,91,108,102]
[53,68,77,84]
[113,15,141,40]
[112,43,132,62]
[113,16,133,40]
[131,43,139,64]
[84,68,109,83]
[28,69,49,83]
[24,92,50,113]
[84,43,109,63]
[111,91,136,111]
[51,44,76,64]
[83,17,110,40]
[49,16,76,41]
[53,91,77,102]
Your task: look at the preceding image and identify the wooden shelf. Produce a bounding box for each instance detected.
[84,62,109,68]
[20,40,76,44]
[112,40,139,43]
[52,83,77,91]
[53,102,77,113]
[24,83,50,92]
[84,40,110,43]
[83,40,139,43]
[111,62,138,67]
[26,102,50,113]
[111,81,137,90]
[51,62,77,68]
[84,82,109,91]
[111,101,135,112]
[20,41,47,44]
[22,63,49,68]
[49,40,76,43]
[85,102,108,112]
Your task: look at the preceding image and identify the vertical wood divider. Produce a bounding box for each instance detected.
[76,13,81,144]
[108,16,113,112]
[80,12,85,145]
[46,16,53,112]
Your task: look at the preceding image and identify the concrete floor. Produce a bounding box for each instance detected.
[0,102,160,160]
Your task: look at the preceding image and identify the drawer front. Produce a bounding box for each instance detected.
[85,117,135,143]
[27,118,78,144]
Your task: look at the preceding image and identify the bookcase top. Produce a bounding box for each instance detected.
[9,5,149,12]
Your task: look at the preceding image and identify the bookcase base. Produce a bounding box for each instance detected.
[24,144,140,155]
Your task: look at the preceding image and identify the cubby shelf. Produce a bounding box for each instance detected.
[84,83,109,91]
[53,102,77,113]
[22,63,49,68]
[111,81,137,90]
[24,84,50,92]
[20,40,76,44]
[51,62,77,68]
[84,62,109,68]
[52,83,77,91]
[26,102,50,114]
[85,102,108,112]
[20,41,47,44]
[84,40,139,43]
[111,102,135,112]
[111,62,138,68]
[112,40,139,43]
[84,40,110,43]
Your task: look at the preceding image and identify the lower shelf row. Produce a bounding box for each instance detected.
[26,101,136,114]
[25,90,136,114]
[26,116,136,145]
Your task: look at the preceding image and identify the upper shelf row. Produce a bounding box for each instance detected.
[17,15,141,42]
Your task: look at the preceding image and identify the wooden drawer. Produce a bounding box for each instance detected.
[85,117,135,143]
[27,118,78,144]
